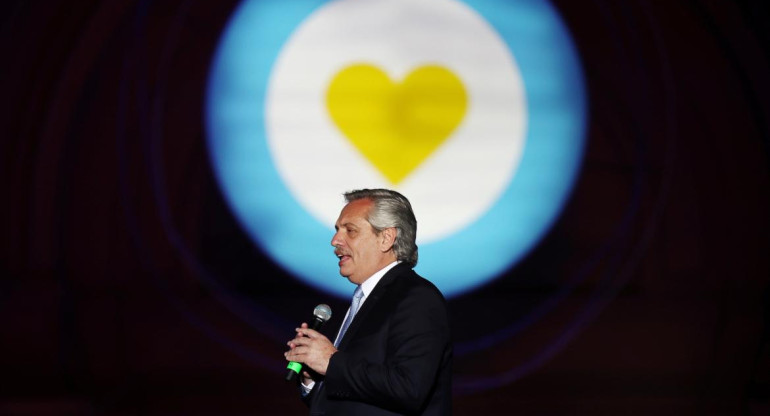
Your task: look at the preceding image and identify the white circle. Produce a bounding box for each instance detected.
[265,0,526,242]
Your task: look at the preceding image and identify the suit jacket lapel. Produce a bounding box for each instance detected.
[336,263,409,350]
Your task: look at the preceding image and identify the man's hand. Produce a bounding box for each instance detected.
[285,322,337,376]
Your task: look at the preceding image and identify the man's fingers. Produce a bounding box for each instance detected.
[291,334,313,347]
[296,328,322,338]
[285,345,305,360]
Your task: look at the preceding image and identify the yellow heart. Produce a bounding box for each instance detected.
[326,64,468,184]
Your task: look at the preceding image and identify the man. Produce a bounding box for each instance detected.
[284,188,452,415]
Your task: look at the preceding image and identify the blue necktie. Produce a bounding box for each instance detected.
[335,286,364,347]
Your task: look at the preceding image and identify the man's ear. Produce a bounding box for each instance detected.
[379,227,397,252]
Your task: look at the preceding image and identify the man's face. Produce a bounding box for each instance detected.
[331,199,392,285]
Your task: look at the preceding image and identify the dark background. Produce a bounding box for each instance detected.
[2,0,769,414]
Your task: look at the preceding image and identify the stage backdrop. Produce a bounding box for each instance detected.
[2,0,769,415]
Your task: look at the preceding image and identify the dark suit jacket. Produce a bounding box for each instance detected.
[303,263,452,415]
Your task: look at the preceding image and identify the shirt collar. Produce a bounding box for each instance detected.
[359,261,400,301]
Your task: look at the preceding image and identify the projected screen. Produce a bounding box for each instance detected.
[206,0,586,298]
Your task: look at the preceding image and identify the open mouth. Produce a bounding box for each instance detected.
[336,252,351,265]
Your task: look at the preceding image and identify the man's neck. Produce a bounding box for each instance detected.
[359,260,400,296]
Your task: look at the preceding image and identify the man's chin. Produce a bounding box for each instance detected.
[339,270,358,284]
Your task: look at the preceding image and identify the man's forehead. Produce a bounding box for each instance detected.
[336,199,372,224]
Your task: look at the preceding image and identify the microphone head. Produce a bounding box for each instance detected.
[313,304,332,322]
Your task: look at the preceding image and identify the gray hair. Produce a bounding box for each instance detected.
[344,189,418,267]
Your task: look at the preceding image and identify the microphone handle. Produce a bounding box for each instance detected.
[286,316,326,381]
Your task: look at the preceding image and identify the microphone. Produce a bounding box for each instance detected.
[286,304,333,381]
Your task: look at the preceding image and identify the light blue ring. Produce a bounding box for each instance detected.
[206,0,587,298]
